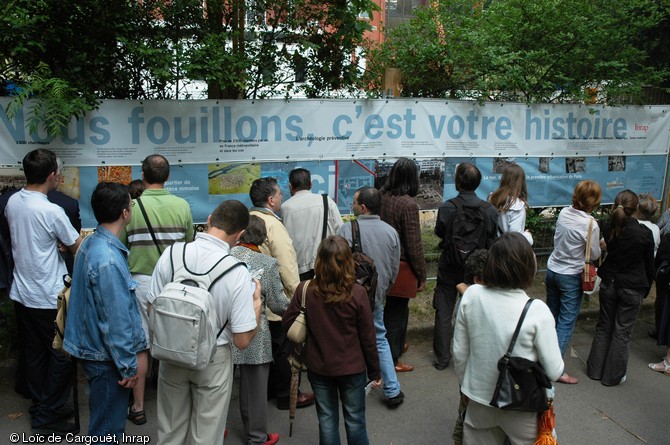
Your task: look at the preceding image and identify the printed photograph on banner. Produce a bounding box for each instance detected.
[97,165,132,184]
[565,157,586,173]
[0,168,25,194]
[59,166,80,199]
[538,157,550,173]
[337,160,375,213]
[493,157,516,174]
[208,163,260,195]
[375,158,445,210]
[608,156,626,172]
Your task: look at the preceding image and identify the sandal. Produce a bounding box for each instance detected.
[127,407,147,425]
[648,359,670,375]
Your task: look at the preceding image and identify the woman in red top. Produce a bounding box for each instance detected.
[283,236,381,445]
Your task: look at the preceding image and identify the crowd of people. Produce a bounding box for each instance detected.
[2,148,669,445]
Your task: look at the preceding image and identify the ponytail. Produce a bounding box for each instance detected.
[607,190,637,242]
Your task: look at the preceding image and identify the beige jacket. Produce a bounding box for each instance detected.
[250,207,300,321]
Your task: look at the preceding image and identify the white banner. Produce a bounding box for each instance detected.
[1,98,668,166]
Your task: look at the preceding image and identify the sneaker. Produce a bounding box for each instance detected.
[264,433,280,445]
[601,375,627,387]
[385,390,405,408]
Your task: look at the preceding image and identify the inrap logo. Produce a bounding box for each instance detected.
[635,124,649,132]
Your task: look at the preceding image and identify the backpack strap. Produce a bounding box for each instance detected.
[351,220,363,253]
[445,196,464,240]
[170,242,247,338]
[321,194,329,240]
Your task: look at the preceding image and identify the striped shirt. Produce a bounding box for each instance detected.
[120,188,194,276]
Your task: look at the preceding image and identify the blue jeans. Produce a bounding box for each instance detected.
[308,370,369,445]
[81,360,131,440]
[545,269,583,356]
[374,306,401,399]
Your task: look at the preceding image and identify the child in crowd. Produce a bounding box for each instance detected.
[452,249,488,445]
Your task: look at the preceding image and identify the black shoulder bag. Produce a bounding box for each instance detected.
[489,299,553,412]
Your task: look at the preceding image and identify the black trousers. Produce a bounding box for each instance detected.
[15,301,73,427]
[268,320,293,400]
[432,263,464,367]
[384,296,410,363]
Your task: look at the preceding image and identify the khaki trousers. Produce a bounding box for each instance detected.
[464,400,538,445]
[157,345,233,445]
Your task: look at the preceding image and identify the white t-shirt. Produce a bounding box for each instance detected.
[547,206,601,275]
[497,198,533,245]
[639,220,660,257]
[6,189,80,309]
[149,233,257,346]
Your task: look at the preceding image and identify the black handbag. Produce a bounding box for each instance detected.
[489,299,552,412]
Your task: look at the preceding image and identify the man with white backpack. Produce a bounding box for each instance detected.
[148,199,261,444]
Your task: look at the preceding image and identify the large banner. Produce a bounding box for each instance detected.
[1,99,669,165]
[1,98,668,228]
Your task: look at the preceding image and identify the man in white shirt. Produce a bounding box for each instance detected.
[281,168,343,281]
[6,149,82,434]
[148,199,261,444]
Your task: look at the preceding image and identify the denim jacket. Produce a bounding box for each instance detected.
[63,226,147,379]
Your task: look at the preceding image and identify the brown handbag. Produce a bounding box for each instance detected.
[387,260,418,298]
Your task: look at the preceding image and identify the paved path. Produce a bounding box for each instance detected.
[1,304,668,444]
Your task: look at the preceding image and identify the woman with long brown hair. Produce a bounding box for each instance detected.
[283,236,381,445]
[489,163,533,244]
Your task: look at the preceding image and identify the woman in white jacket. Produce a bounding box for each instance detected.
[489,164,533,245]
[454,232,564,445]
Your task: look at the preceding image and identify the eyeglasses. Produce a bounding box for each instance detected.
[130,201,136,207]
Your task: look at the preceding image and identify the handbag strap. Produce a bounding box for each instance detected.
[137,197,162,256]
[504,299,534,358]
[300,279,311,310]
[584,218,594,264]
[321,194,329,240]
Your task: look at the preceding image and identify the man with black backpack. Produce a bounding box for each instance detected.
[338,187,404,407]
[433,163,498,370]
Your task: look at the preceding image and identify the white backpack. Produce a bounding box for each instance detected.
[149,242,245,370]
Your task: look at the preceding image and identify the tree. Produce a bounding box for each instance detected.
[363,0,670,104]
[0,0,378,134]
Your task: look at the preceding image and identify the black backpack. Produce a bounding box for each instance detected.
[444,196,493,267]
[351,220,378,310]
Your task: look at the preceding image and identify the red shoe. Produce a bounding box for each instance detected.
[264,432,280,445]
[394,362,414,372]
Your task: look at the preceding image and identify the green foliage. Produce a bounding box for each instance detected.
[5,63,94,136]
[1,0,378,133]
[364,0,670,103]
